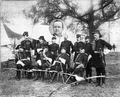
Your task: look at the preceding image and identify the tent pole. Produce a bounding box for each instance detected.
[0,1,2,70]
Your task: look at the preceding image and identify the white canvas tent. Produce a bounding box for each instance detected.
[30,23,76,45]
[1,23,11,46]
[30,24,53,42]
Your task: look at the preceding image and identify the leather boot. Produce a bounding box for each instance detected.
[96,78,100,86]
[33,71,38,81]
[16,70,21,80]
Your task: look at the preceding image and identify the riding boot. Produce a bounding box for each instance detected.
[96,78,100,86]
[33,71,38,81]
[102,77,105,85]
[16,70,21,80]
[28,72,32,79]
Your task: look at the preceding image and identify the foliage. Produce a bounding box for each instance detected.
[23,0,120,37]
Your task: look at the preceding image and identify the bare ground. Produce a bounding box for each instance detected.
[0,52,120,97]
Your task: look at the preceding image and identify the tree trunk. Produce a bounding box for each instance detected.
[89,28,94,42]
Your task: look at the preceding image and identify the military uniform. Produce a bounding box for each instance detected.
[84,42,93,82]
[33,47,52,80]
[50,53,70,72]
[21,39,34,59]
[67,52,88,82]
[59,40,73,55]
[49,42,59,63]
[16,38,34,80]
[73,41,84,61]
[92,39,112,86]
[35,40,48,61]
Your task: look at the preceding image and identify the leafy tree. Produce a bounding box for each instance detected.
[23,0,120,41]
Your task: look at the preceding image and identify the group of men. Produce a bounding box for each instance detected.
[15,29,112,87]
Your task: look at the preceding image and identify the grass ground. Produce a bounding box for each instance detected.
[0,51,120,97]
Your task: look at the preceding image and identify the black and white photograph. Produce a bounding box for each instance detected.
[0,0,120,97]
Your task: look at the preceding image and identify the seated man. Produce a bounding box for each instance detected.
[16,31,34,80]
[16,46,31,80]
[50,47,70,72]
[50,47,70,82]
[33,46,52,80]
[67,46,88,82]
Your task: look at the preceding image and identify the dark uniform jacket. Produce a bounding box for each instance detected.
[39,51,52,69]
[84,42,93,55]
[49,43,59,55]
[73,41,84,61]
[20,39,34,59]
[35,41,48,50]
[49,43,59,63]
[21,39,34,51]
[73,42,84,53]
[35,41,48,61]
[74,53,88,69]
[92,39,112,68]
[51,53,70,72]
[60,40,73,54]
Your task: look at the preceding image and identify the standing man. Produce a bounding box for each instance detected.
[73,34,84,62]
[112,43,116,51]
[59,34,73,55]
[84,36,93,83]
[49,37,59,63]
[92,30,112,86]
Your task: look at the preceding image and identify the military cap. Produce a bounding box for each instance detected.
[76,34,81,38]
[39,36,45,40]
[52,36,56,40]
[23,31,28,36]
[94,30,102,37]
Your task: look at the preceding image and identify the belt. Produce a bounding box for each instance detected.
[75,62,81,64]
[94,51,100,53]
[25,50,30,52]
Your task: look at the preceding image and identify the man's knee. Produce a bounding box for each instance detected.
[17,64,23,69]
